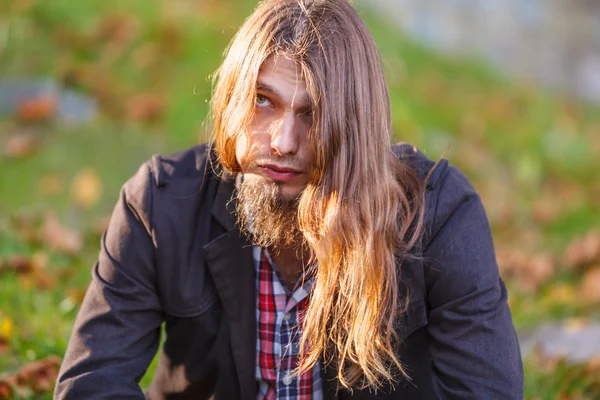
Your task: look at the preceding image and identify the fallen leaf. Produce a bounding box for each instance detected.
[0,337,8,353]
[0,255,34,275]
[580,266,600,304]
[66,287,87,305]
[16,95,57,122]
[10,214,43,248]
[0,253,55,290]
[41,213,82,255]
[0,380,14,399]
[496,248,554,291]
[19,252,54,290]
[94,14,138,45]
[564,231,600,270]
[585,353,600,373]
[4,133,40,159]
[531,196,562,225]
[132,43,160,71]
[526,254,555,290]
[0,355,61,396]
[126,93,165,123]
[0,316,13,339]
[154,20,184,56]
[70,168,103,209]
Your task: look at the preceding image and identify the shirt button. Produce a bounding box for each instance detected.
[282,373,293,385]
[283,313,291,322]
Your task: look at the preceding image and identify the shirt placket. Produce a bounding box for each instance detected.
[272,258,312,397]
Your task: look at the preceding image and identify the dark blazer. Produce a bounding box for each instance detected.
[54,143,523,399]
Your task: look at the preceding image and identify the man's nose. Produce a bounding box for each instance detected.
[270,112,299,156]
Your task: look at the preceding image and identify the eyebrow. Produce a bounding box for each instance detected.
[256,81,311,108]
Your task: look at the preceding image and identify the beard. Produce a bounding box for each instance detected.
[235,175,305,251]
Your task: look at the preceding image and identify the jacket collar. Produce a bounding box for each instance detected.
[204,171,257,399]
[205,170,341,399]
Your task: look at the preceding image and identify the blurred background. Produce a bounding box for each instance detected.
[0,0,599,398]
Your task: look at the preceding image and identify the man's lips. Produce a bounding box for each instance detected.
[258,163,303,182]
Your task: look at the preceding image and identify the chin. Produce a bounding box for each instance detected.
[246,172,305,200]
[279,187,303,202]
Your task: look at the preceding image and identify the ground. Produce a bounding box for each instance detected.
[1,0,600,398]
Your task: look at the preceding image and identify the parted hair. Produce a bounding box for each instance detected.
[211,0,427,390]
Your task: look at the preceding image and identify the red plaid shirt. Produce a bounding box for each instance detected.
[254,246,323,399]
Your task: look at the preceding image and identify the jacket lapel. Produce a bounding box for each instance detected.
[204,173,256,400]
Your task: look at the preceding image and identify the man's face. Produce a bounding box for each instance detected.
[235,55,313,201]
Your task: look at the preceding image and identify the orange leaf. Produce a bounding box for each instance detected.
[0,356,61,396]
[564,231,600,270]
[41,214,82,255]
[4,133,40,159]
[70,168,103,209]
[126,93,165,123]
[16,95,57,122]
[581,266,600,304]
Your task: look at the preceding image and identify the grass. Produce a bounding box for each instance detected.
[1,0,600,398]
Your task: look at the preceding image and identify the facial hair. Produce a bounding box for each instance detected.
[235,175,305,252]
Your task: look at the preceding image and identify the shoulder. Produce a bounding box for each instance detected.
[391,142,483,248]
[147,143,215,188]
[395,143,499,301]
[120,143,221,231]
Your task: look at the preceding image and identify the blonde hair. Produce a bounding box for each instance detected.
[211,0,427,390]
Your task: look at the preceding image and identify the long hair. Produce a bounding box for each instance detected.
[211,0,427,390]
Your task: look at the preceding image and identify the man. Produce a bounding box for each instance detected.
[55,0,524,398]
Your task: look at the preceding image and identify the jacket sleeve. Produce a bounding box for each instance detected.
[423,165,523,399]
[55,163,163,399]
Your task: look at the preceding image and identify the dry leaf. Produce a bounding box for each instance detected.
[496,248,554,291]
[71,168,103,209]
[42,213,82,255]
[564,231,600,270]
[0,337,8,354]
[0,355,61,396]
[526,254,555,290]
[0,316,13,339]
[580,266,600,304]
[18,262,55,290]
[155,21,183,56]
[132,43,160,70]
[16,95,57,122]
[94,15,138,45]
[0,255,34,275]
[126,93,165,123]
[4,133,40,159]
[0,253,54,290]
[0,380,14,399]
[66,287,87,305]
[531,196,562,225]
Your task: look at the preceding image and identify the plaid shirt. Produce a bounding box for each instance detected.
[254,246,323,400]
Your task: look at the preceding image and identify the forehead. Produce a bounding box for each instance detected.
[257,55,310,106]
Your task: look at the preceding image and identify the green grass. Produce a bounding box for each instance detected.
[1,0,600,398]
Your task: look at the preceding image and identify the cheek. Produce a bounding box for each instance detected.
[235,133,249,170]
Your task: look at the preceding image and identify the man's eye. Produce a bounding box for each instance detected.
[255,94,271,107]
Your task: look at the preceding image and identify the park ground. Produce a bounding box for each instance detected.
[1,1,600,398]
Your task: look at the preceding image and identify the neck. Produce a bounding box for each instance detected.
[270,241,311,292]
